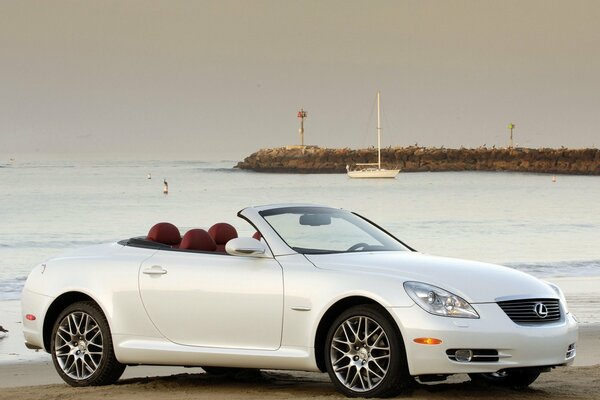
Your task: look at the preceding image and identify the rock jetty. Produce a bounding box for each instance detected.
[236,146,600,175]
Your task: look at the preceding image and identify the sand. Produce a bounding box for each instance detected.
[0,364,599,400]
[1,276,599,399]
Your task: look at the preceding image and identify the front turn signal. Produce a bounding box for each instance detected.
[413,337,442,345]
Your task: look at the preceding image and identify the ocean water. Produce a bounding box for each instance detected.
[1,160,599,301]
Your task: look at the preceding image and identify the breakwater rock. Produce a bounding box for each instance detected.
[236,146,600,175]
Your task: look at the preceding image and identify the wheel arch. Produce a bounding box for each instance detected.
[313,295,404,372]
[43,291,100,351]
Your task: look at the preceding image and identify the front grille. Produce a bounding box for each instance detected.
[497,298,561,323]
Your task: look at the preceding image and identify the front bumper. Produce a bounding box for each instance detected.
[390,303,578,376]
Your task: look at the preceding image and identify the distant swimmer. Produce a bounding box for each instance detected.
[163,179,169,195]
[147,173,152,180]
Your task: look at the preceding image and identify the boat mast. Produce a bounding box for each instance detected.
[377,91,381,169]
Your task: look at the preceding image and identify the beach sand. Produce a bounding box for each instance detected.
[0,362,599,400]
[0,277,598,399]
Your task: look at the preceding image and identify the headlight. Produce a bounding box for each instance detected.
[403,281,479,319]
[545,281,569,314]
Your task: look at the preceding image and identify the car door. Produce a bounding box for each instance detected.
[138,249,283,350]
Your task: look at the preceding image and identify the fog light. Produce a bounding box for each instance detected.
[566,343,576,359]
[454,349,473,362]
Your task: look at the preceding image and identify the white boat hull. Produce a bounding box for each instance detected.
[347,168,400,178]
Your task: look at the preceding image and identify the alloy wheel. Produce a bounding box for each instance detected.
[329,315,391,393]
[54,311,104,380]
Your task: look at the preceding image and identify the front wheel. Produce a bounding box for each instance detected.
[324,305,411,398]
[51,301,125,386]
[469,368,541,389]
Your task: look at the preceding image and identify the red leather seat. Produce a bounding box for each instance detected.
[147,222,181,246]
[208,223,238,252]
[179,229,216,252]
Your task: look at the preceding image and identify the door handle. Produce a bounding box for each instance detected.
[143,265,168,275]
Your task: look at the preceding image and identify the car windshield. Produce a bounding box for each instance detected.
[259,206,409,254]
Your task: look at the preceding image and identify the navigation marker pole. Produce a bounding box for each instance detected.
[298,108,307,146]
[377,91,381,169]
[508,123,515,148]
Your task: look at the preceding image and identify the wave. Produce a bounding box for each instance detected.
[196,167,239,173]
[506,259,600,278]
[0,276,26,301]
[0,240,106,249]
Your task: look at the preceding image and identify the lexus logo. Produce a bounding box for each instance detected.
[534,303,549,318]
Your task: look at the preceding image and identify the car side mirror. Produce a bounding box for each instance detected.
[225,237,267,257]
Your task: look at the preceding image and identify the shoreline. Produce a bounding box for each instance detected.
[236,146,600,174]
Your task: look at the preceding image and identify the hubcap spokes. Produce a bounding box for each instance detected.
[330,316,391,392]
[54,311,104,380]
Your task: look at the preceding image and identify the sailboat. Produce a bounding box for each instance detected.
[347,91,400,178]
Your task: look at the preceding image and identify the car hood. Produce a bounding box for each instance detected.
[305,251,556,303]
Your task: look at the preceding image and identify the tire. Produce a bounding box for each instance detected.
[469,368,541,389]
[50,301,126,386]
[324,305,411,398]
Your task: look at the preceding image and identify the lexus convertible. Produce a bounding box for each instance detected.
[21,204,577,397]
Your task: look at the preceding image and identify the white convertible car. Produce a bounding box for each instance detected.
[22,204,577,397]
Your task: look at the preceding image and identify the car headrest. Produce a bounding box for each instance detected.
[179,229,216,252]
[208,222,238,245]
[147,222,181,246]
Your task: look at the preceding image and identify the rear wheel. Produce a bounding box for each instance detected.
[469,368,541,389]
[51,301,125,386]
[324,305,411,398]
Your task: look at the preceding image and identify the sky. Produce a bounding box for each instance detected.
[1,0,599,161]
